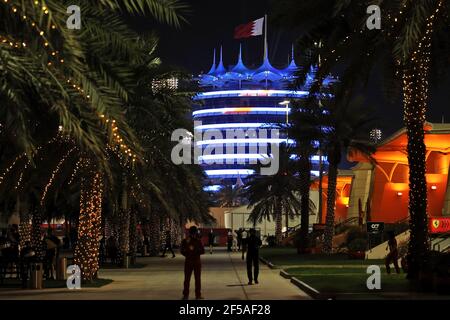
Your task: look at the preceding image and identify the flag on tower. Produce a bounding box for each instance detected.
[234,17,264,39]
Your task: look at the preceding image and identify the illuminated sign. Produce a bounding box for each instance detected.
[367,222,385,234]
[429,217,450,233]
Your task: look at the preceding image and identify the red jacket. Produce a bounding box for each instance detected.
[180,237,205,261]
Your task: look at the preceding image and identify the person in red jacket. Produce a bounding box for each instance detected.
[181,226,205,299]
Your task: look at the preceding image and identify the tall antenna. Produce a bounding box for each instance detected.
[264,14,268,60]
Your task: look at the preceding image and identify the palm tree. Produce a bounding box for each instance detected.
[290,103,321,253]
[272,0,450,277]
[244,144,300,244]
[0,0,190,279]
[295,94,376,253]
[218,182,243,207]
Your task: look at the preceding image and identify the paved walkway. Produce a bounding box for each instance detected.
[0,248,310,300]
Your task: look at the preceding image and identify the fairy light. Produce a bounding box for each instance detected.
[68,158,82,185]
[397,0,443,276]
[0,153,27,185]
[74,160,104,280]
[41,146,77,205]
[1,1,138,162]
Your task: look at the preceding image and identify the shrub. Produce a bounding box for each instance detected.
[347,238,368,252]
[267,235,276,247]
[345,226,367,245]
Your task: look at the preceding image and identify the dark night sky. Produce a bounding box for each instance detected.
[131,0,450,138]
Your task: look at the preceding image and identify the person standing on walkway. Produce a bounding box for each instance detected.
[161,230,175,258]
[385,231,400,274]
[181,226,205,300]
[237,228,242,251]
[246,229,262,285]
[208,229,215,254]
[241,229,248,260]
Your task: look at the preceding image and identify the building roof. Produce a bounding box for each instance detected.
[348,122,450,164]
[197,45,336,90]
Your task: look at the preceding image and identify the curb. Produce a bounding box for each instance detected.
[290,276,324,300]
[259,257,276,269]
[279,270,291,279]
[259,257,321,299]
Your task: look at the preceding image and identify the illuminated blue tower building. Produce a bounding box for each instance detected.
[193,45,333,190]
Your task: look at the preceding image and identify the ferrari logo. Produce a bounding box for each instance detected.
[432,219,440,229]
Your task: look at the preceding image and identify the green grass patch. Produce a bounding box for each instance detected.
[296,273,411,298]
[287,266,450,299]
[260,247,384,266]
[286,267,378,275]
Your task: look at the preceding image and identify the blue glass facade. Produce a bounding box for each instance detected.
[193,46,333,187]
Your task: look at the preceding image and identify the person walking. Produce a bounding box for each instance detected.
[385,231,400,274]
[161,230,176,258]
[241,229,248,260]
[227,230,233,252]
[237,228,242,251]
[246,229,262,285]
[106,236,118,265]
[208,229,215,254]
[232,230,238,252]
[181,226,205,300]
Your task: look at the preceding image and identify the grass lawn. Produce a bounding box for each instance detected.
[260,247,384,266]
[262,248,450,299]
[285,267,450,299]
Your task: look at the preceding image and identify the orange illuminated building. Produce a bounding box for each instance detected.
[312,172,353,224]
[315,123,450,224]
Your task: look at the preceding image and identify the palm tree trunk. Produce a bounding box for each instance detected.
[129,207,137,265]
[74,171,103,281]
[403,53,430,279]
[299,155,312,253]
[31,205,45,261]
[117,176,130,267]
[323,161,338,254]
[148,213,161,256]
[275,197,282,245]
[19,197,32,249]
[118,208,130,267]
[318,149,324,223]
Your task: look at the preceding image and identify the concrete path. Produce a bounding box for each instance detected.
[0,248,310,300]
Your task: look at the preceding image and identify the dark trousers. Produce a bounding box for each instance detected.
[246,253,259,282]
[183,259,201,298]
[162,243,175,257]
[385,251,400,274]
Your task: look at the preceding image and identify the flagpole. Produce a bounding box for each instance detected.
[264,14,268,60]
[264,13,268,88]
